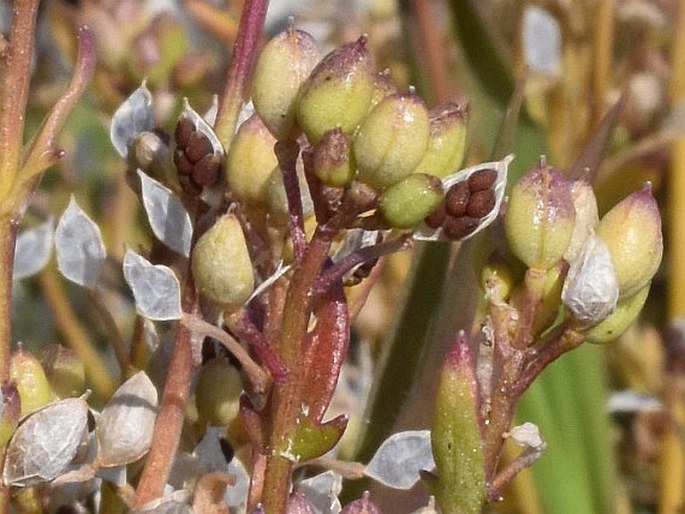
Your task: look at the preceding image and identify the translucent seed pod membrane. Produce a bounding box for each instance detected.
[414,155,513,242]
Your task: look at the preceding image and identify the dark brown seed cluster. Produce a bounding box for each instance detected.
[173,117,223,196]
[424,168,497,239]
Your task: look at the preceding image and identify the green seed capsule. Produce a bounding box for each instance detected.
[195,359,243,426]
[312,128,356,187]
[191,215,254,310]
[226,114,278,205]
[354,92,430,189]
[252,28,321,140]
[379,173,444,229]
[504,161,576,271]
[584,284,650,344]
[596,183,663,298]
[10,349,52,417]
[411,103,468,179]
[297,36,375,143]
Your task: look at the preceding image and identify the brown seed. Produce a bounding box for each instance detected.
[178,173,202,196]
[466,189,496,218]
[442,216,479,240]
[468,168,497,191]
[193,154,222,186]
[424,200,446,228]
[174,117,195,149]
[173,149,194,175]
[185,131,214,163]
[445,181,470,217]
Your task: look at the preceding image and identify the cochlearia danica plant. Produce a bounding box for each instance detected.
[0,0,672,513]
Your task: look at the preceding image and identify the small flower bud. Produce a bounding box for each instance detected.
[226,114,279,204]
[505,160,576,270]
[596,183,663,298]
[379,173,444,229]
[252,28,321,140]
[354,91,430,188]
[562,233,619,325]
[480,253,515,304]
[191,215,254,309]
[297,36,375,143]
[10,349,52,417]
[583,284,650,344]
[564,180,599,263]
[411,104,468,179]
[312,128,356,187]
[195,359,242,426]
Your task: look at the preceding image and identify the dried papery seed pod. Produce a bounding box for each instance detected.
[191,215,255,309]
[583,284,650,344]
[252,27,321,140]
[226,113,279,204]
[379,174,444,229]
[564,180,599,263]
[312,128,356,187]
[504,159,576,270]
[412,103,468,179]
[561,233,619,325]
[414,155,513,242]
[297,36,375,143]
[596,183,663,298]
[3,396,89,486]
[354,91,431,189]
[95,371,158,468]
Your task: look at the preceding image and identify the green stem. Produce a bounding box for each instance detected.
[260,228,334,512]
[0,0,39,201]
[0,218,17,380]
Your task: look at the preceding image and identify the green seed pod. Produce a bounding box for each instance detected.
[191,215,254,310]
[195,359,243,426]
[504,160,576,271]
[368,69,398,110]
[426,335,486,513]
[379,173,444,229]
[0,384,20,448]
[10,349,52,417]
[297,36,375,143]
[41,345,86,399]
[596,183,663,298]
[354,91,430,189]
[584,284,650,344]
[226,114,279,204]
[312,128,356,187]
[252,27,321,140]
[411,103,468,179]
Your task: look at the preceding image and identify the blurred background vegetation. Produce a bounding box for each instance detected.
[3,0,683,512]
